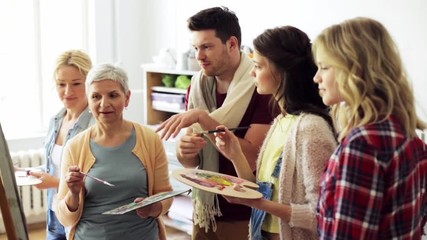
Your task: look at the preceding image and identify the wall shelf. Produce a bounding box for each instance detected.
[152,105,185,114]
[151,86,187,95]
[141,64,198,234]
[141,65,197,125]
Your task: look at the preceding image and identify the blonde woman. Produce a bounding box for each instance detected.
[313,17,427,239]
[30,50,93,240]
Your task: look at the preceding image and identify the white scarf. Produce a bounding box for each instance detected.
[187,53,255,232]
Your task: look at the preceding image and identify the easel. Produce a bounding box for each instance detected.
[0,123,28,240]
[0,178,18,240]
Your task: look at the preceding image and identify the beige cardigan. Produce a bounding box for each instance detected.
[56,122,173,240]
[252,114,337,240]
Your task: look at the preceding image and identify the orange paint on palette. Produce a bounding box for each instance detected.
[172,169,263,199]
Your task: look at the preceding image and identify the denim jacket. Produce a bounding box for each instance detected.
[44,107,94,210]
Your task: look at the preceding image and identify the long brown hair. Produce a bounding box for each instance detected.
[254,26,334,129]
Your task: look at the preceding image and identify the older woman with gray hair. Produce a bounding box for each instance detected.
[55,63,173,240]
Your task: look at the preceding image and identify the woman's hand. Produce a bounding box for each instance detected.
[214,125,244,162]
[65,166,84,195]
[222,195,260,208]
[134,197,162,218]
[29,171,59,189]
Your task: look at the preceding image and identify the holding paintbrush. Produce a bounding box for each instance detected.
[195,126,251,135]
[56,64,173,240]
[214,26,337,239]
[153,7,276,239]
[79,171,115,187]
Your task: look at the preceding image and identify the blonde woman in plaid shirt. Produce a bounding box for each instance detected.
[313,17,427,239]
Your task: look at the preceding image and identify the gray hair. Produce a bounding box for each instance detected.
[86,63,129,93]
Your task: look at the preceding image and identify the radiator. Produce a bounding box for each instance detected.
[0,148,47,233]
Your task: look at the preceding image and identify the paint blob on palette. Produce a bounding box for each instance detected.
[172,169,262,199]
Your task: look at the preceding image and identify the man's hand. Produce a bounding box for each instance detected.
[178,133,207,159]
[156,109,207,140]
[177,128,207,168]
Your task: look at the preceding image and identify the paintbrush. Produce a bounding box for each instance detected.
[80,172,115,187]
[195,126,250,134]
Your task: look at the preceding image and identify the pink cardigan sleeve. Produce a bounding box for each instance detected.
[289,115,337,232]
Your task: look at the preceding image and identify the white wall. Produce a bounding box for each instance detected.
[7,0,427,151]
[170,0,427,122]
[88,0,178,124]
[103,0,427,123]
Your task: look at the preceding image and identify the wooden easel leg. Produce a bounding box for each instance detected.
[0,177,18,240]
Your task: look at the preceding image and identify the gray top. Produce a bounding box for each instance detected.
[74,128,158,240]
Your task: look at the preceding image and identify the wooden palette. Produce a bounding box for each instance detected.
[172,169,262,199]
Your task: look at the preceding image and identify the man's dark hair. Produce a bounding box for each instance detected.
[187,6,241,47]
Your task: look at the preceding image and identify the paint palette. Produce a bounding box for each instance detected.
[14,171,42,186]
[103,189,191,215]
[172,169,262,199]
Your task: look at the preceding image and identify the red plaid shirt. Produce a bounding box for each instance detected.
[317,116,427,239]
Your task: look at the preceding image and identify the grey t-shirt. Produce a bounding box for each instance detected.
[74,128,158,240]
